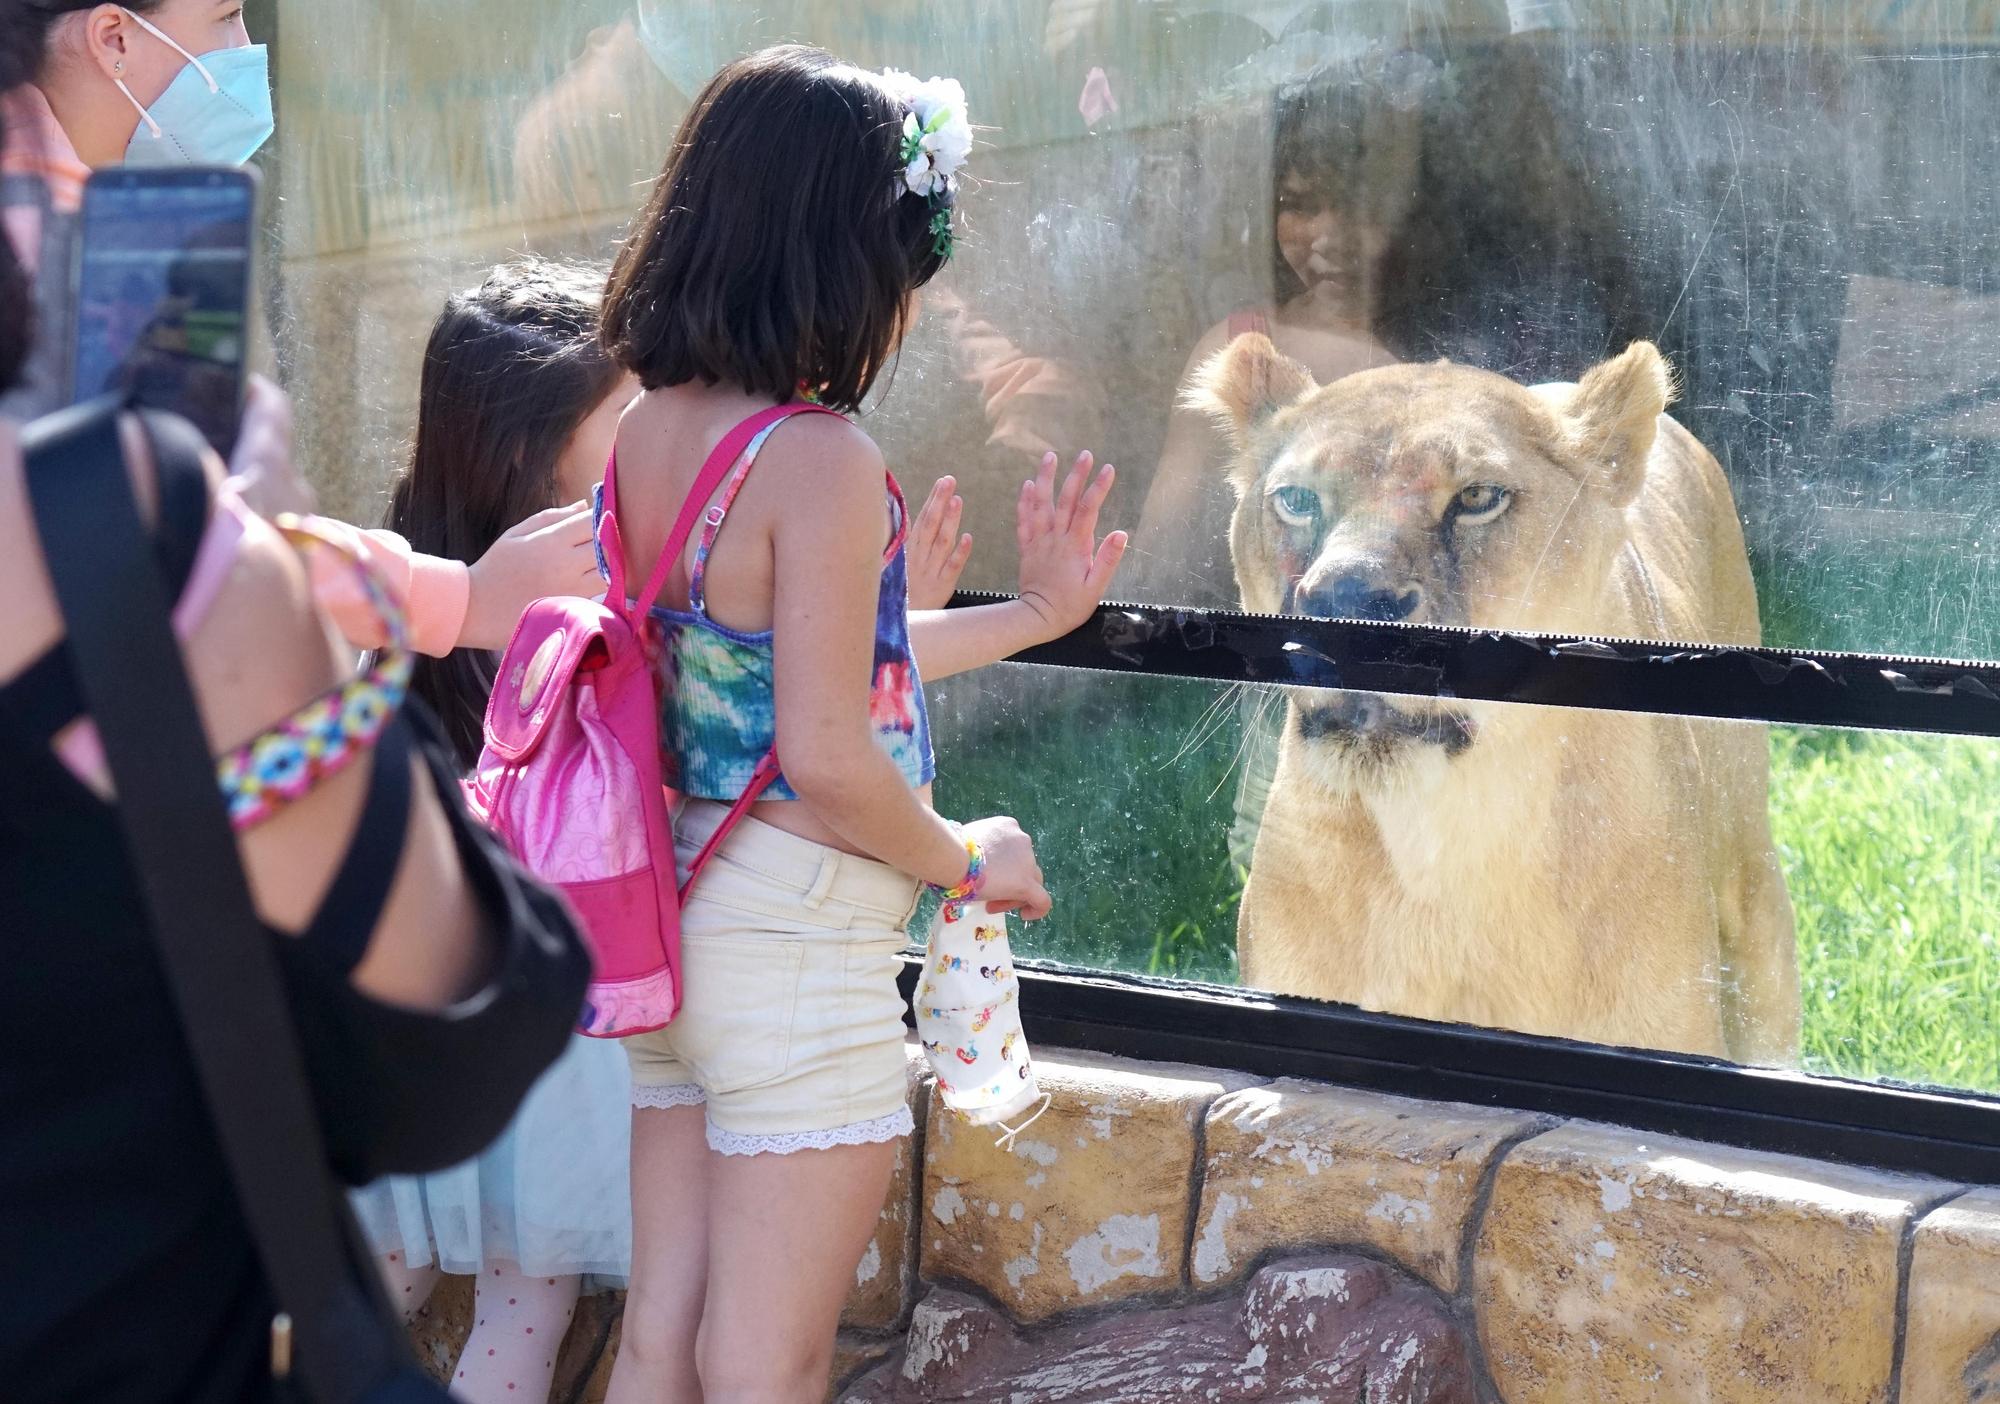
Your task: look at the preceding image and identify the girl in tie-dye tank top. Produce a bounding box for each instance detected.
[593,48,1128,1402]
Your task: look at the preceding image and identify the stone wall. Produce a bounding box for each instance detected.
[408,1045,2000,1403]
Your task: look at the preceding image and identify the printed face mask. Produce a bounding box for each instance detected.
[117,7,273,167]
[913,901,1049,1148]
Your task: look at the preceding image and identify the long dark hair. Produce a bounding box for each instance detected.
[601,45,954,413]
[2,4,68,388]
[388,258,622,766]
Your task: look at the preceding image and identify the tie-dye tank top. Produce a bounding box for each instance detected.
[593,418,935,802]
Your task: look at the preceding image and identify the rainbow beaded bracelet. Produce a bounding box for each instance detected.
[934,826,987,923]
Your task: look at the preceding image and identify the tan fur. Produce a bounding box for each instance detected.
[1189,336,1799,1062]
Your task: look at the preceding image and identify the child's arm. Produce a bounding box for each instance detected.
[455,502,601,649]
[221,378,598,655]
[302,503,599,657]
[908,450,1127,681]
[214,379,469,654]
[299,519,468,657]
[770,421,1050,916]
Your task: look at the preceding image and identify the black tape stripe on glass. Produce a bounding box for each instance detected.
[948,591,2000,740]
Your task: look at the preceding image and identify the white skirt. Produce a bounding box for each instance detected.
[349,1032,632,1282]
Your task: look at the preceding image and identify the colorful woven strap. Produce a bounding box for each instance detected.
[215,517,412,831]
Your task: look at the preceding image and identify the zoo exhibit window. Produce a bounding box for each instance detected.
[255,1,2000,1181]
[913,6,2000,1184]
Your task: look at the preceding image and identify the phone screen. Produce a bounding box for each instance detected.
[71,168,255,458]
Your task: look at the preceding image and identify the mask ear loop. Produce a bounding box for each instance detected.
[112,4,221,140]
[114,79,163,139]
[991,1092,1052,1153]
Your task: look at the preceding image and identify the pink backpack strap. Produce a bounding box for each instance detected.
[600,402,843,895]
[630,402,844,618]
[682,454,892,887]
[678,751,783,899]
[597,403,840,619]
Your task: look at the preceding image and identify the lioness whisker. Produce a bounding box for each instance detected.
[1165,681,1246,771]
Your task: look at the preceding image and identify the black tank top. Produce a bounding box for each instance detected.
[0,414,591,1401]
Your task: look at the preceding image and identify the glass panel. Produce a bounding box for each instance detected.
[275,1,2000,661]
[932,666,2000,1094]
[262,1,2000,1093]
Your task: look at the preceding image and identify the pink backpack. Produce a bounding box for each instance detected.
[464,402,837,1037]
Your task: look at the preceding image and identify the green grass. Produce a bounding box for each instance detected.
[930,670,1245,986]
[1754,543,2000,663]
[1774,728,2000,1091]
[932,671,2000,1096]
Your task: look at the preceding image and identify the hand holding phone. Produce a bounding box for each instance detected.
[70,167,256,458]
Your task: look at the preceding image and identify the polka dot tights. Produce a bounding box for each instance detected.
[378,1253,579,1403]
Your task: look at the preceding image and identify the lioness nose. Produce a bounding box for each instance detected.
[1304,575,1424,622]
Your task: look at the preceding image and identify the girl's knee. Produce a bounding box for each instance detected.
[618,1284,701,1364]
[695,1327,829,1403]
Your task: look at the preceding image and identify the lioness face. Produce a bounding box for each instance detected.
[1188,336,1675,773]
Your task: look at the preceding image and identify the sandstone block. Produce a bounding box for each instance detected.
[407,1272,473,1384]
[829,1332,896,1402]
[1903,1187,2000,1404]
[919,1050,1255,1320]
[1475,1122,1942,1404]
[1194,1078,1543,1293]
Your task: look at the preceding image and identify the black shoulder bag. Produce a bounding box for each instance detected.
[23,397,449,1404]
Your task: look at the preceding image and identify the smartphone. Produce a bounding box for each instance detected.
[69,166,258,459]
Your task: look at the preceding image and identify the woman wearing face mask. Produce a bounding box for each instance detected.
[4,0,603,657]
[25,0,271,172]
[0,9,599,1393]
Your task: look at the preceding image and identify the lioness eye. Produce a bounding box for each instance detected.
[1452,484,1512,524]
[1270,485,1321,525]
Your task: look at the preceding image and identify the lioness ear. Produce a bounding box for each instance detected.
[1564,341,1675,505]
[1183,333,1318,456]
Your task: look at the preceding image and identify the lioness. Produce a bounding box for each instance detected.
[1187,335,1799,1063]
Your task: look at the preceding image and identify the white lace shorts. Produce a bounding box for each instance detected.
[624,801,921,1156]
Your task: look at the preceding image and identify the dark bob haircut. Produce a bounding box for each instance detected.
[600,45,954,414]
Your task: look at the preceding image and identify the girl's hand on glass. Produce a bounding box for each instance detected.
[907,475,973,611]
[462,501,601,648]
[961,815,1051,920]
[1016,450,1128,640]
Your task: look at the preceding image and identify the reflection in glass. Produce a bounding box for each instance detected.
[265,1,2000,1095]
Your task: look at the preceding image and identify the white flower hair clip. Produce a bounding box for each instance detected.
[881,69,971,258]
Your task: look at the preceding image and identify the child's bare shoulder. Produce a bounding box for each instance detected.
[758,410,886,491]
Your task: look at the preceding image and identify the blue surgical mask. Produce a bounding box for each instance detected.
[116,7,273,168]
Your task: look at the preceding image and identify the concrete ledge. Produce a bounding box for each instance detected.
[407,1045,1974,1402]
